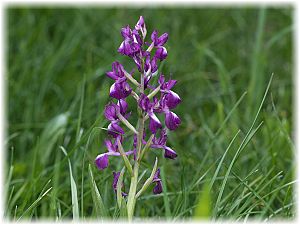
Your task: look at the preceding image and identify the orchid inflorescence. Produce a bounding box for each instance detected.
[95,16,181,220]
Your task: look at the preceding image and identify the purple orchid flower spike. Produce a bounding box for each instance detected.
[95,16,181,220]
[152,168,163,194]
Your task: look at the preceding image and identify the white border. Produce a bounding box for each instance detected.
[0,0,298,225]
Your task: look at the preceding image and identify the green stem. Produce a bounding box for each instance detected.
[126,59,146,222]
[127,163,139,221]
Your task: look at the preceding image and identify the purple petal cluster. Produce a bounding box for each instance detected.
[113,171,127,196]
[107,62,132,99]
[95,16,181,196]
[152,169,163,194]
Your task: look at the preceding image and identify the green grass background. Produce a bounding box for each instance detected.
[6,6,294,221]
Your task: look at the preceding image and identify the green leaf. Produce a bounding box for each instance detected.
[17,182,52,221]
[117,167,125,208]
[40,113,69,165]
[135,157,158,199]
[117,140,133,177]
[88,164,109,219]
[120,198,128,218]
[60,146,79,220]
[193,182,211,220]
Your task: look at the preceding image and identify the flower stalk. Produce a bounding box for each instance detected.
[127,162,139,221]
[94,16,181,221]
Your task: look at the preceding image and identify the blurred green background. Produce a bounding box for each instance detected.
[6,6,294,220]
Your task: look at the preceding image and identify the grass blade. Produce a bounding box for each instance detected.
[60,146,79,220]
[88,164,109,219]
[213,74,273,217]
[193,182,211,220]
[17,187,52,221]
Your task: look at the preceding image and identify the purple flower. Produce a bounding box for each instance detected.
[165,91,181,109]
[107,122,124,138]
[110,81,132,99]
[158,74,177,93]
[152,168,162,194]
[135,16,147,39]
[106,61,125,80]
[165,111,181,131]
[153,74,182,130]
[151,129,177,159]
[95,137,134,170]
[107,62,132,99]
[95,153,109,170]
[144,51,158,75]
[118,20,143,57]
[151,30,168,47]
[139,94,162,134]
[158,74,181,109]
[104,103,119,121]
[113,171,127,196]
[104,99,128,120]
[118,39,141,57]
[104,99,130,137]
[155,47,168,61]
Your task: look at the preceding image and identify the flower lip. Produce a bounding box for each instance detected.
[95,154,109,170]
[138,94,151,111]
[153,181,162,194]
[104,103,119,121]
[152,168,161,182]
[164,146,177,159]
[109,81,132,99]
[149,115,162,134]
[155,47,168,61]
[152,168,163,194]
[165,90,181,109]
[108,122,124,138]
[165,111,181,130]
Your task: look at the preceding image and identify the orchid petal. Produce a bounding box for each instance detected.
[95,154,109,170]
[165,90,181,109]
[165,111,181,130]
[164,146,177,159]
